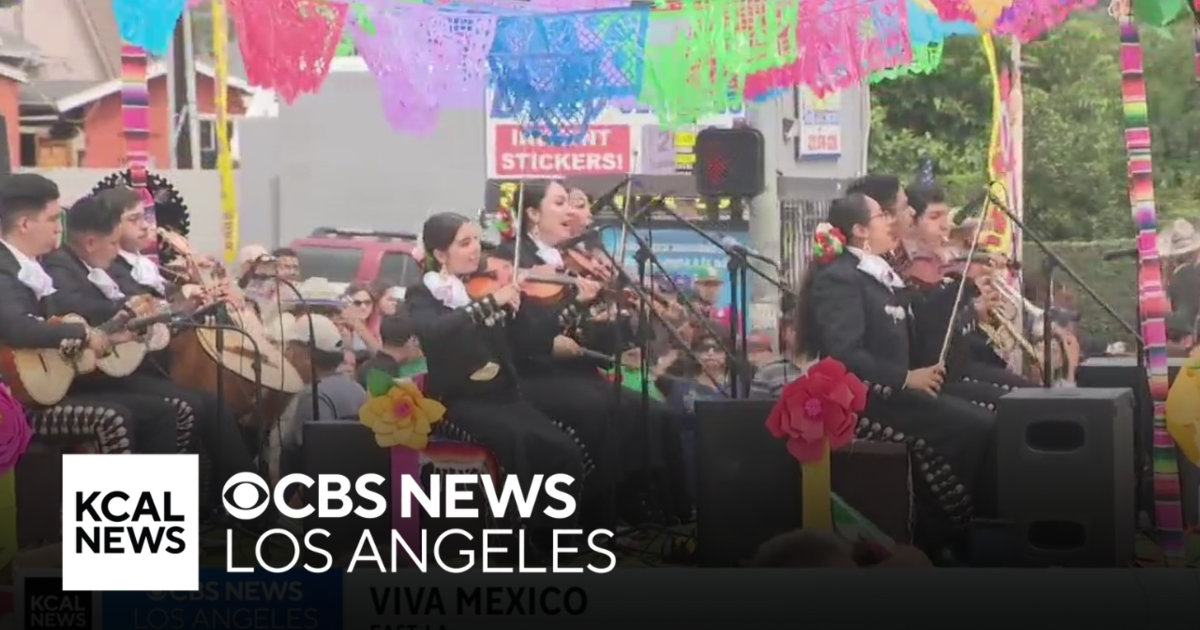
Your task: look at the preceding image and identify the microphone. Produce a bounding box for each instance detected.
[238,254,276,289]
[1102,248,1138,261]
[578,348,615,367]
[720,236,780,268]
[559,194,666,251]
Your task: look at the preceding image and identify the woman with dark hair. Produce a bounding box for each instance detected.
[801,193,998,547]
[496,180,692,521]
[404,211,604,530]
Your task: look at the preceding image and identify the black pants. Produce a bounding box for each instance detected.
[943,362,1033,412]
[522,373,692,521]
[76,374,256,489]
[27,393,177,454]
[436,396,589,529]
[854,389,997,532]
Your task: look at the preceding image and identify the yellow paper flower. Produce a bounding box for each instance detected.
[359,380,447,450]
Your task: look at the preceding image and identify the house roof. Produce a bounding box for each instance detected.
[25,61,254,112]
[0,27,39,62]
[20,80,96,107]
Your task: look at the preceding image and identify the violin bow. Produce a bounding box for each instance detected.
[511,180,524,286]
[936,191,990,367]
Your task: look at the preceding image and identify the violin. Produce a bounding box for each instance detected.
[562,246,615,283]
[465,258,579,306]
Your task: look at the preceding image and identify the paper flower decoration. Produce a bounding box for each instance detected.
[0,381,31,475]
[359,369,446,449]
[766,358,866,463]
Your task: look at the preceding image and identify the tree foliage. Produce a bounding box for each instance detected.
[869,11,1200,240]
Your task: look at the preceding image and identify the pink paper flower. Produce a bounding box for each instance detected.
[0,382,31,475]
[765,358,867,463]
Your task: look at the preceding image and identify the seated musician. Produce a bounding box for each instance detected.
[41,189,255,489]
[801,193,998,546]
[0,174,175,454]
[496,181,691,522]
[851,176,1029,407]
[405,212,603,531]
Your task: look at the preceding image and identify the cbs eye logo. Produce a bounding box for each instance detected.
[222,472,270,520]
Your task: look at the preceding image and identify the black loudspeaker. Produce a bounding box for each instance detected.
[301,422,390,565]
[0,115,11,175]
[996,388,1135,567]
[16,447,61,548]
[694,400,912,567]
[1076,356,1195,527]
[693,128,765,197]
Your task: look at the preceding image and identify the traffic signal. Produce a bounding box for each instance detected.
[693,128,765,197]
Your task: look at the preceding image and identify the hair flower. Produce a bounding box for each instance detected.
[812,222,846,263]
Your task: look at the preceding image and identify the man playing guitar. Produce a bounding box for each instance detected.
[42,189,256,495]
[0,174,177,454]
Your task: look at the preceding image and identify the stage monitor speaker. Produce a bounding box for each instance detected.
[693,128,765,197]
[302,421,391,565]
[694,400,912,567]
[16,447,61,549]
[996,388,1135,567]
[0,115,11,175]
[1075,356,1195,527]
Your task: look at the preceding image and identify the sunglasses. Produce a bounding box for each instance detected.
[349,299,372,307]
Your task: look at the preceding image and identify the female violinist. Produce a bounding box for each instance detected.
[404,212,605,531]
[496,181,691,521]
[801,193,999,549]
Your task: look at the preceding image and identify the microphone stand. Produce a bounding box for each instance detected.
[650,204,792,397]
[593,198,748,397]
[984,189,1145,379]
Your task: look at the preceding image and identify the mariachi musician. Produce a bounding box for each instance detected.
[846,176,1029,410]
[0,174,177,454]
[496,180,692,521]
[42,187,257,495]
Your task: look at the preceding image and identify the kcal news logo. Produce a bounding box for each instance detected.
[61,454,200,592]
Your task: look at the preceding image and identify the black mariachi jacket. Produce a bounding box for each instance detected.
[803,252,914,399]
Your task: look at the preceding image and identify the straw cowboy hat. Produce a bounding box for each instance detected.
[1158,218,1200,259]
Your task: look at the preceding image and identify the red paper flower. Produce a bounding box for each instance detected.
[765,358,867,463]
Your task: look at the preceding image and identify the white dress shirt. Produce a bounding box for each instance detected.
[118,249,167,293]
[0,239,55,298]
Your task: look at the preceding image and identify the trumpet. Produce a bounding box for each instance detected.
[976,270,1045,380]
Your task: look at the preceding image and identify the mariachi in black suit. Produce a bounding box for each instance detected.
[0,243,177,454]
[494,236,692,521]
[804,251,998,528]
[42,246,255,487]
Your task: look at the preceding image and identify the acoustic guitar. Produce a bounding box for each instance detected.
[74,299,197,378]
[2,308,178,406]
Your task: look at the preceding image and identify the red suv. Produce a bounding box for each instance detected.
[288,227,421,288]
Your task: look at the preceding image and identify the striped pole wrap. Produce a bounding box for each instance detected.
[1120,15,1183,564]
[120,44,157,260]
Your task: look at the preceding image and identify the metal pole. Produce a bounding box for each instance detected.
[744,96,782,338]
[182,9,203,167]
[168,18,182,168]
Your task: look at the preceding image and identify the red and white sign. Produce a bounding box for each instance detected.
[490,124,632,178]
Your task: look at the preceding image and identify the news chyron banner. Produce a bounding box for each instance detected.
[14,567,1200,629]
[485,91,742,179]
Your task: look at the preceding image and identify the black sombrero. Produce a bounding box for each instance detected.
[91,169,190,263]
